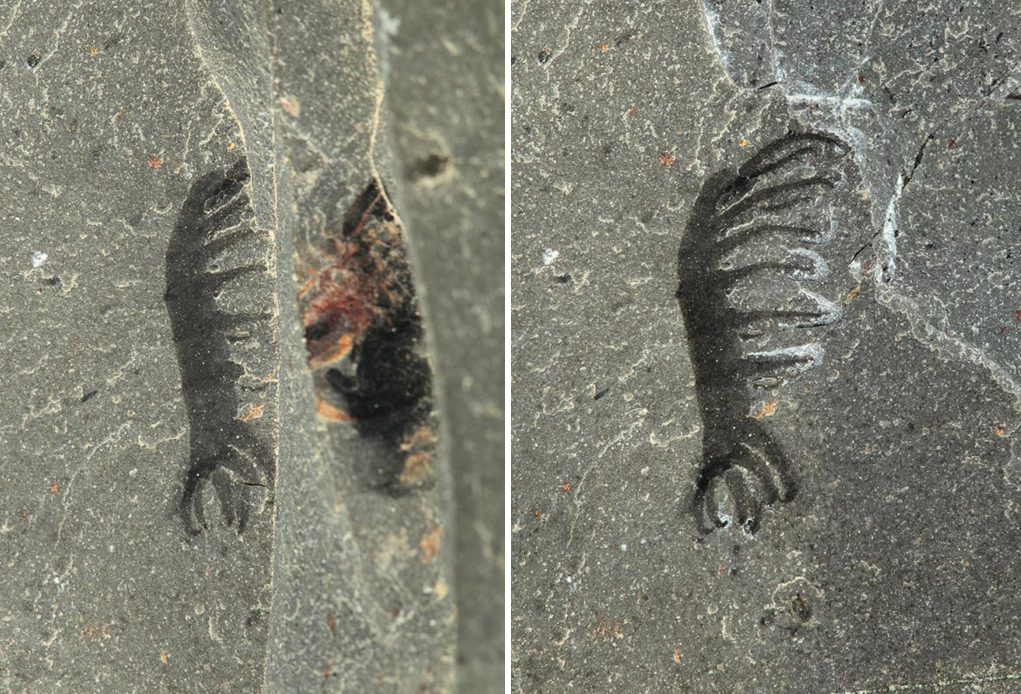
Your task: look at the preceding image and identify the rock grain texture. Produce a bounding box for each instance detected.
[379,1,506,692]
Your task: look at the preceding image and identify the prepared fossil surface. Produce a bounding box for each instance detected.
[512,1,1021,692]
[296,176,438,495]
[0,1,502,693]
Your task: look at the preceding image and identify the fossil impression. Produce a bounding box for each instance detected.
[677,132,850,534]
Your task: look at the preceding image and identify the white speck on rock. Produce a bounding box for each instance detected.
[31,251,47,267]
[378,7,400,37]
[543,248,559,265]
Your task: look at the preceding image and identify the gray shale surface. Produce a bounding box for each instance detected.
[512,1,1021,692]
[0,1,502,693]
[380,1,506,691]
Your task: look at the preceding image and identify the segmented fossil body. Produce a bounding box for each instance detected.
[164,160,274,534]
[677,132,849,534]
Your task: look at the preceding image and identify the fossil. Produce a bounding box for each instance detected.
[297,177,436,495]
[164,160,274,534]
[677,132,849,534]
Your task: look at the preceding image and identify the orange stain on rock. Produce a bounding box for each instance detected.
[400,452,433,486]
[401,425,438,452]
[307,333,353,370]
[420,525,442,563]
[844,283,861,303]
[238,402,265,422]
[397,425,438,486]
[316,398,354,422]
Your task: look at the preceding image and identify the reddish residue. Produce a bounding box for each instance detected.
[296,177,437,492]
[301,242,383,367]
[299,179,412,371]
